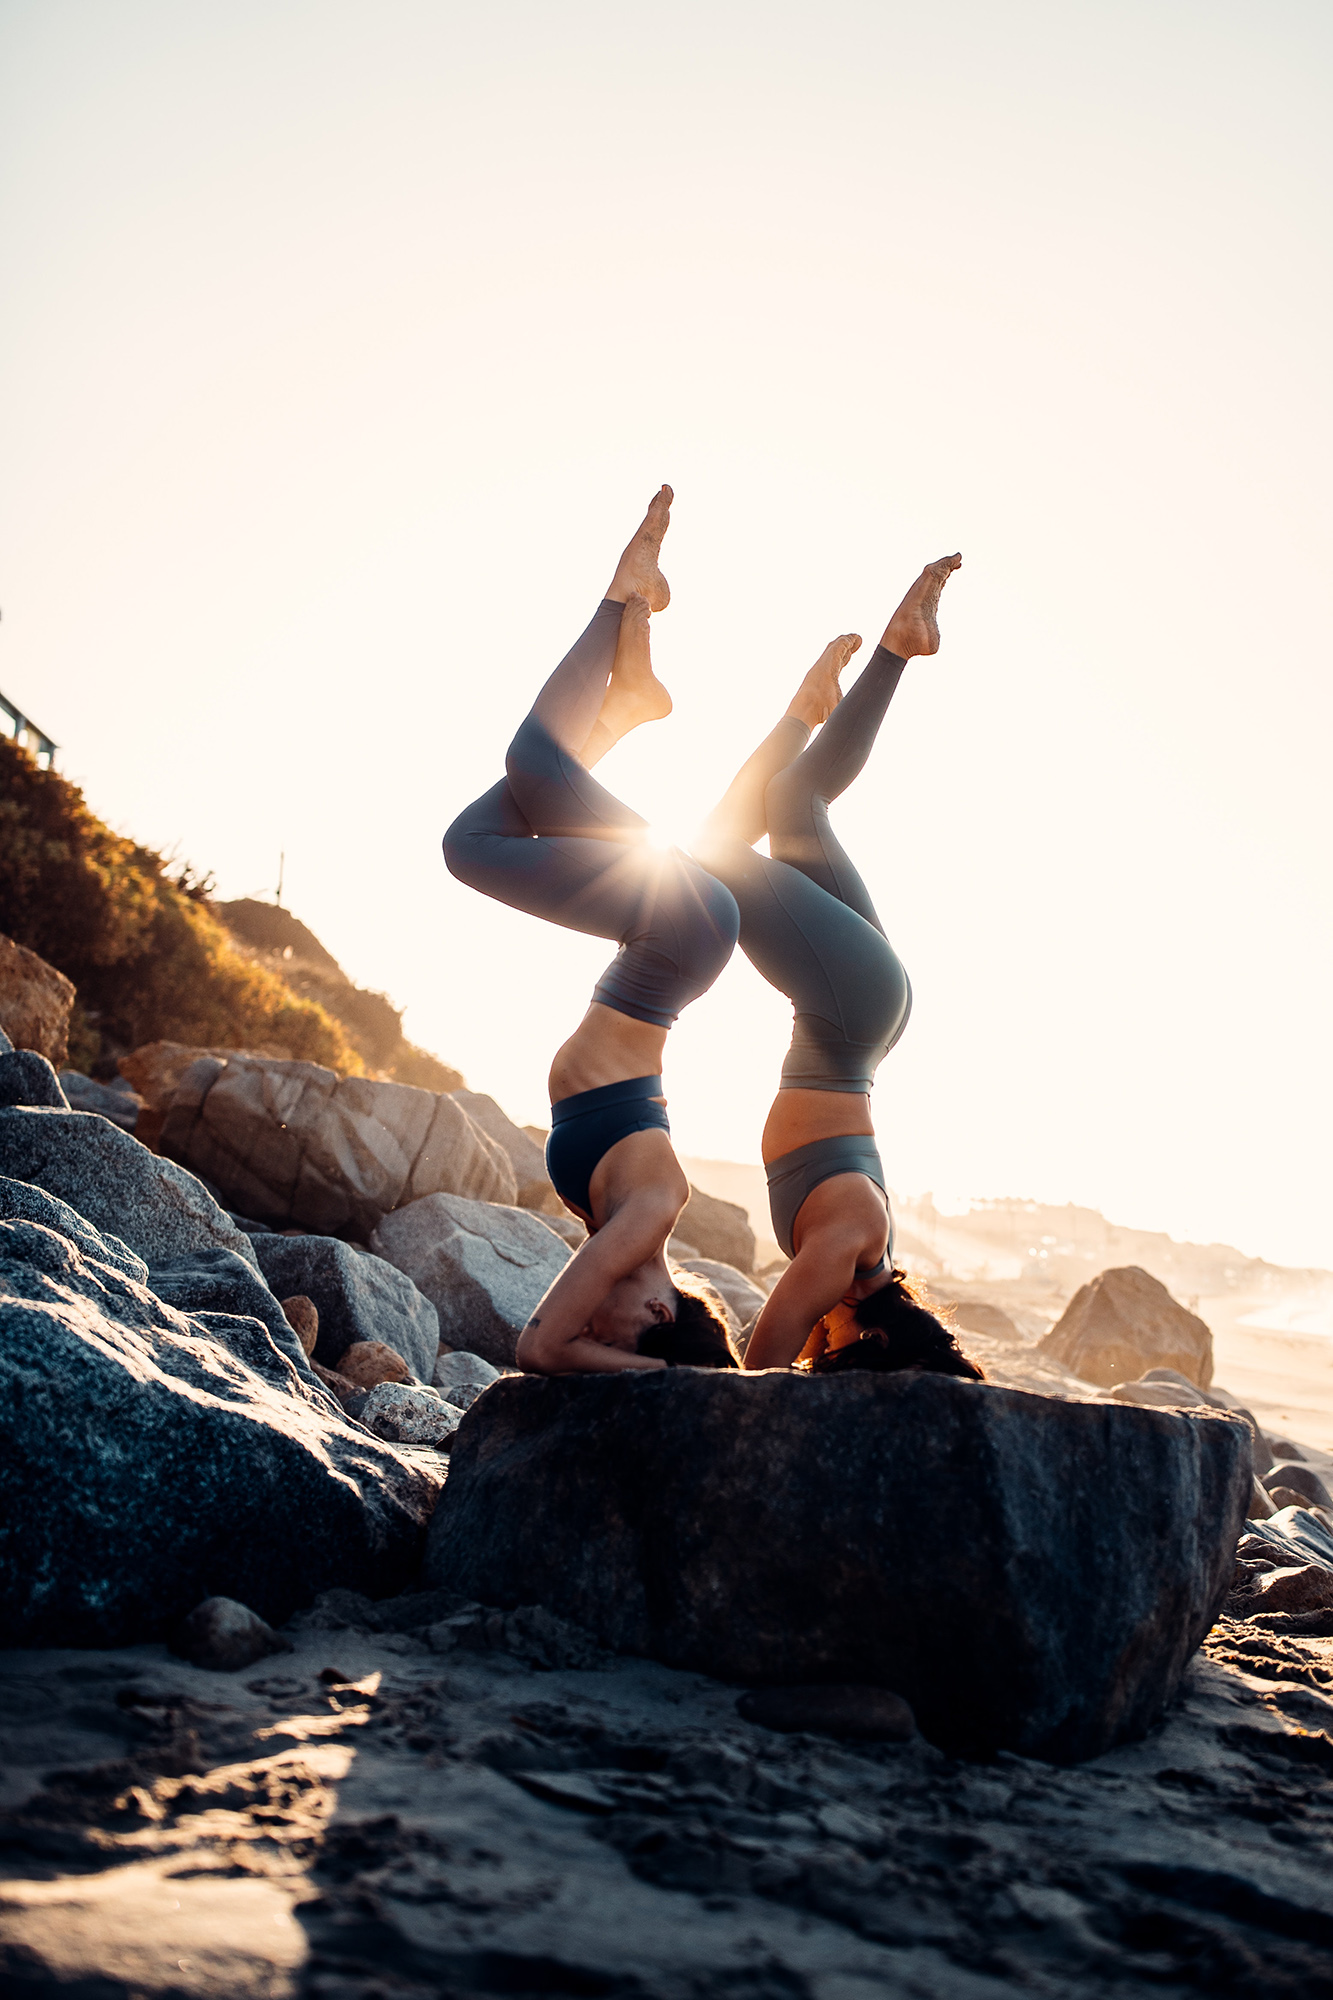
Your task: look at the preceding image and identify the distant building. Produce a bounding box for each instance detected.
[0,691,57,770]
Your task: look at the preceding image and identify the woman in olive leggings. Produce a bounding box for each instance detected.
[695,553,981,1377]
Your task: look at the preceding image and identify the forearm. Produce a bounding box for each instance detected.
[742,1295,826,1370]
[520,1333,666,1375]
[741,1241,859,1370]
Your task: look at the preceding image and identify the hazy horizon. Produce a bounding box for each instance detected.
[2,0,1330,1269]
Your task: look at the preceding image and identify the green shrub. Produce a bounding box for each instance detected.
[0,738,363,1073]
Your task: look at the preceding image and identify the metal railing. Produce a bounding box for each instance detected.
[0,691,57,770]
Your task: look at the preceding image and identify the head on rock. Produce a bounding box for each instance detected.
[638,1270,738,1368]
[587,1263,738,1367]
[814,1269,984,1380]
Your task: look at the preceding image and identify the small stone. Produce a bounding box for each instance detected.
[361,1380,462,1447]
[337,1340,412,1388]
[170,1596,292,1672]
[250,1231,438,1379]
[1247,1478,1277,1519]
[312,1360,369,1416]
[280,1294,319,1354]
[1269,1485,1315,1512]
[737,1684,915,1742]
[817,1801,885,1844]
[1262,1462,1333,1510]
[1252,1565,1333,1614]
[1265,1436,1307,1462]
[432,1347,503,1409]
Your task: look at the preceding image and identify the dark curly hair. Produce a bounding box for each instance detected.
[638,1273,739,1368]
[812,1269,984,1380]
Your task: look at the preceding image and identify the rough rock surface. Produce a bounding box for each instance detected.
[678,1183,756,1272]
[432,1347,503,1409]
[0,1179,443,1645]
[361,1380,463,1448]
[1038,1264,1214,1388]
[0,1049,69,1110]
[158,1053,516,1234]
[249,1229,438,1379]
[58,1069,142,1130]
[1262,1460,1333,1509]
[1118,1368,1276,1474]
[450,1087,558,1209]
[119,1039,245,1112]
[427,1369,1251,1761]
[0,931,75,1066]
[5,1580,1333,1999]
[145,1243,325,1392]
[0,1104,263,1274]
[372,1192,571,1367]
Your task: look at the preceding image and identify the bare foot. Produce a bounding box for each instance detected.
[880,553,962,659]
[786,633,862,729]
[607,485,673,612]
[580,595,672,765]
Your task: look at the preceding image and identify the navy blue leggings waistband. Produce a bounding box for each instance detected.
[546,1075,672,1218]
[550,1075,666,1124]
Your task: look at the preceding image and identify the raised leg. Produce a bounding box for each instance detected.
[695,634,862,852]
[763,554,961,919]
[580,594,673,768]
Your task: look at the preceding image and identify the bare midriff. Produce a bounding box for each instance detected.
[761,1087,874,1165]
[548,1002,670,1104]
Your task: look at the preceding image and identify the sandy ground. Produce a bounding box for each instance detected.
[3,1594,1333,1999]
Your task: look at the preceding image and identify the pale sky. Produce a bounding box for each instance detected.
[2,0,1331,1268]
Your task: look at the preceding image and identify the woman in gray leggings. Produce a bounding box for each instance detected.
[695,553,981,1377]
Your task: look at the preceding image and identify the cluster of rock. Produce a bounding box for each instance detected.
[0,927,1310,1763]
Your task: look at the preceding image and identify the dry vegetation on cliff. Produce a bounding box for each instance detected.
[0,740,459,1087]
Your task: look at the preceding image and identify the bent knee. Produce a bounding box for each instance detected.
[685,868,740,972]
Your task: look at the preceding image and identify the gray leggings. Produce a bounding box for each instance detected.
[444,601,739,1029]
[693,645,912,1092]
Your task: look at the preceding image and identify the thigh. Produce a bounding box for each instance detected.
[506,716,649,842]
[445,813,662,947]
[702,838,895,1033]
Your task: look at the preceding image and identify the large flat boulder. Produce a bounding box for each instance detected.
[0,932,75,1067]
[158,1055,516,1235]
[678,1185,756,1273]
[249,1231,439,1380]
[0,1104,262,1273]
[0,1178,442,1645]
[425,1369,1250,1762]
[450,1089,558,1211]
[372,1193,570,1367]
[1038,1266,1213,1389]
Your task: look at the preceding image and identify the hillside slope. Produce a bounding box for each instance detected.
[0,738,460,1086]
